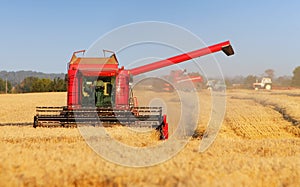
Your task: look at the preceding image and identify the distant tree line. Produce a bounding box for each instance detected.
[225,75,293,89]
[225,67,300,89]
[0,66,300,93]
[14,77,67,93]
[0,70,65,86]
[0,76,67,93]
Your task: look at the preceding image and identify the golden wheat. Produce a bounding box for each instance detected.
[0,92,66,123]
[0,90,299,186]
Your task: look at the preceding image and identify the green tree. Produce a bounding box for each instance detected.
[51,77,67,92]
[264,69,275,79]
[0,78,12,93]
[224,78,232,88]
[16,77,39,92]
[244,75,257,89]
[291,66,300,87]
[274,76,292,87]
[32,78,52,92]
[16,76,67,93]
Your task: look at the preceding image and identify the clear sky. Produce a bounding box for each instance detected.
[0,0,299,77]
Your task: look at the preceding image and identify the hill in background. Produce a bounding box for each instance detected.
[0,71,65,86]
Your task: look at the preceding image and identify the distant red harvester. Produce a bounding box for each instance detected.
[34,41,234,140]
[160,69,203,92]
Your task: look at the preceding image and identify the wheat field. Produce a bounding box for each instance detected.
[0,90,299,186]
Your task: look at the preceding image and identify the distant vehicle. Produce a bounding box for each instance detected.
[206,80,226,91]
[206,80,216,90]
[162,69,203,92]
[214,81,226,91]
[253,77,272,90]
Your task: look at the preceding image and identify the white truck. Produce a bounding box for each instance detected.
[253,77,272,90]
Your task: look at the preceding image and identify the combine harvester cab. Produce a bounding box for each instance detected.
[34,41,234,140]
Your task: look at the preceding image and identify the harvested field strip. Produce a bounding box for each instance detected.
[231,95,300,126]
[230,90,300,122]
[229,91,300,138]
[225,98,298,139]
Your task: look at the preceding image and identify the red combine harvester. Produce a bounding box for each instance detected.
[33,41,234,139]
[162,69,203,92]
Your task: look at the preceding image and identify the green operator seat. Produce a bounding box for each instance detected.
[95,80,104,107]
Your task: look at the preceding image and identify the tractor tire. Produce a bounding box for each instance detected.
[265,84,272,90]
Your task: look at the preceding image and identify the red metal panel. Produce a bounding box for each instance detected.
[129,41,231,76]
[163,115,168,139]
[76,64,119,76]
[115,70,130,109]
[67,68,79,108]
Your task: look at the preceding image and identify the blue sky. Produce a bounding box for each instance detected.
[0,0,299,77]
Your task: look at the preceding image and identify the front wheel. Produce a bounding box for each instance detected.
[265,84,272,90]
